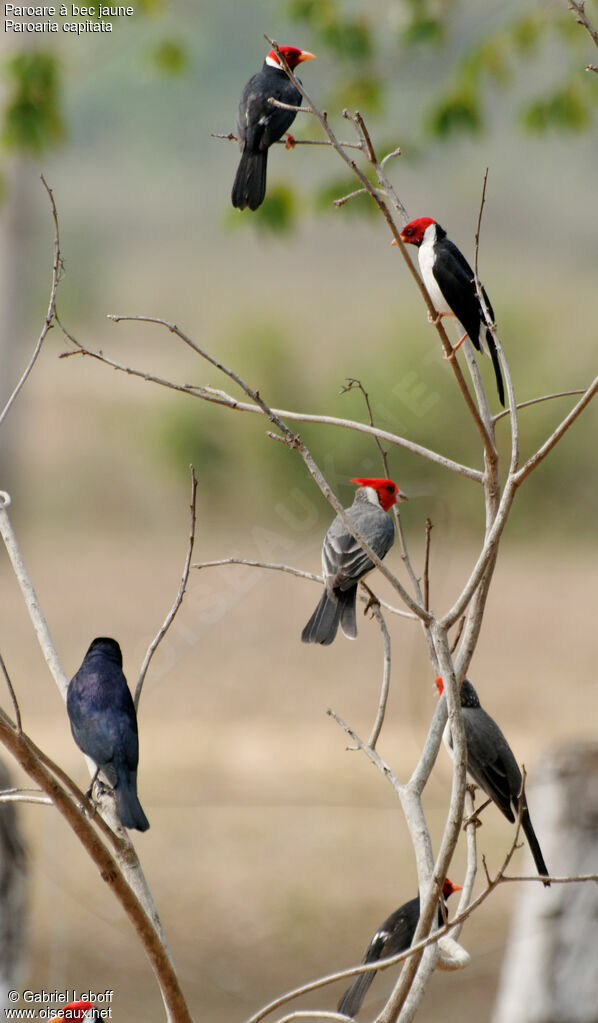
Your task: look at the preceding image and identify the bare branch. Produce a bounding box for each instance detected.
[0,651,22,732]
[568,0,598,47]
[211,130,363,150]
[327,708,403,797]
[0,787,52,806]
[192,557,417,621]
[365,602,392,749]
[59,341,483,482]
[0,712,193,1023]
[135,466,198,709]
[493,388,588,423]
[512,376,598,487]
[0,176,62,429]
[423,519,433,614]
[101,315,431,622]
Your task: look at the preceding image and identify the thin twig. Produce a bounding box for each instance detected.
[568,0,598,47]
[0,652,22,733]
[103,315,430,623]
[0,788,52,806]
[512,377,597,487]
[365,602,392,749]
[59,342,483,483]
[135,466,198,709]
[192,557,417,621]
[327,707,403,797]
[0,176,63,429]
[211,130,363,150]
[423,519,433,614]
[493,388,588,422]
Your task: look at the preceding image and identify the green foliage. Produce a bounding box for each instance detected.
[400,15,445,48]
[149,39,190,76]
[226,183,298,234]
[1,52,64,156]
[522,82,593,133]
[427,89,482,138]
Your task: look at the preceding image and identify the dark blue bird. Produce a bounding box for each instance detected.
[67,637,149,832]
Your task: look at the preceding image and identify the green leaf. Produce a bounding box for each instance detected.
[522,83,592,133]
[2,52,64,156]
[320,18,372,61]
[149,39,189,76]
[401,16,445,47]
[427,89,482,138]
[226,183,298,234]
[331,74,382,114]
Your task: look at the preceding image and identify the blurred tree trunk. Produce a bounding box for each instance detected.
[0,759,28,1010]
[492,742,598,1023]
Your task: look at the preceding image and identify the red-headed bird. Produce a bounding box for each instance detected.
[301,478,406,646]
[398,217,505,406]
[436,677,549,885]
[232,44,315,211]
[337,878,462,1018]
[67,637,149,832]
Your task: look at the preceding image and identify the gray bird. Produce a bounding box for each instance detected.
[436,677,549,885]
[67,638,149,832]
[301,477,406,646]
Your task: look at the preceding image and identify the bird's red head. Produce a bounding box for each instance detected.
[399,217,437,247]
[435,676,444,696]
[442,878,462,898]
[50,1002,95,1022]
[350,477,406,512]
[266,45,316,69]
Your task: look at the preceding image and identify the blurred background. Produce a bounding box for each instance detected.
[0,0,596,1019]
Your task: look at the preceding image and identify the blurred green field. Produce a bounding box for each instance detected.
[1,1,597,1020]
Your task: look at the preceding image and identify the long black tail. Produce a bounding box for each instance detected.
[521,802,550,887]
[486,331,505,407]
[337,968,376,1019]
[231,149,268,210]
[115,775,150,832]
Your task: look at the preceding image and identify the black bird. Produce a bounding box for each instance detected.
[337,879,462,1018]
[67,637,149,832]
[399,217,505,406]
[436,677,549,885]
[232,44,315,211]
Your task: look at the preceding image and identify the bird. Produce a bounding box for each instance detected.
[301,477,406,646]
[337,878,462,1018]
[398,217,505,406]
[67,637,150,832]
[49,1002,96,1022]
[435,677,549,885]
[231,43,315,211]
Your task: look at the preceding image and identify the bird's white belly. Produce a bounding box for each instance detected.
[418,239,452,315]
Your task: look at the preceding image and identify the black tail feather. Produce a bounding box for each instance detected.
[486,331,505,407]
[231,150,268,210]
[337,970,376,1019]
[115,778,150,832]
[521,804,550,887]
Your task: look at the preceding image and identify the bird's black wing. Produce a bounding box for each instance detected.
[237,70,301,152]
[432,238,484,351]
[463,709,520,822]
